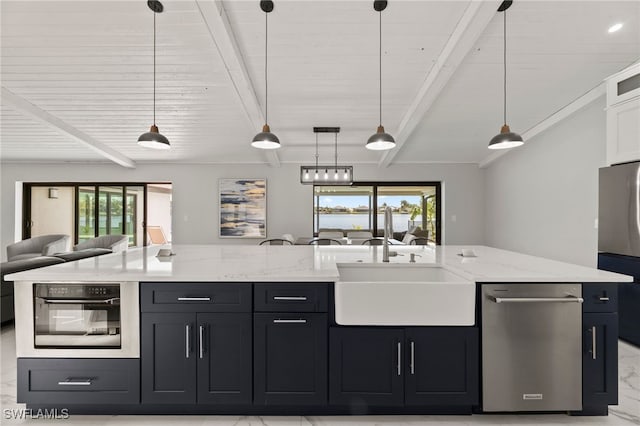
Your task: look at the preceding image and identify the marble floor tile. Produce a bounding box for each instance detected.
[1,324,639,426]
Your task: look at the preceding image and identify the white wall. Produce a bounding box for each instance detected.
[484,98,607,267]
[0,162,485,259]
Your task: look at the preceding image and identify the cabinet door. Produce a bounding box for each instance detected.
[329,328,404,407]
[404,328,478,406]
[141,312,196,404]
[197,313,252,405]
[254,313,327,405]
[607,98,640,165]
[583,313,618,408]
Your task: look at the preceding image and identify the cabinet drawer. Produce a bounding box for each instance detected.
[17,358,139,404]
[254,283,328,312]
[583,284,618,313]
[141,282,251,312]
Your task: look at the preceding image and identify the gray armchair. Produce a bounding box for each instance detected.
[6,234,71,261]
[74,235,129,253]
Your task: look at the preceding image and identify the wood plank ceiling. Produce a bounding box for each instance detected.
[1,1,638,167]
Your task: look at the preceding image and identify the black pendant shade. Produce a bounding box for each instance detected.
[488,124,523,150]
[252,124,281,150]
[138,125,170,150]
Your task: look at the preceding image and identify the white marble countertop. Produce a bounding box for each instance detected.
[6,244,634,283]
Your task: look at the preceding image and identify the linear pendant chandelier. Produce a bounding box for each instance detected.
[300,127,353,185]
[488,0,524,150]
[138,0,170,150]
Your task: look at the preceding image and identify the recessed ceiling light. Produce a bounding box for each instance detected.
[608,23,623,33]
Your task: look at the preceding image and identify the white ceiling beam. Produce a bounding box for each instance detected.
[379,0,502,168]
[478,83,606,168]
[195,0,281,168]
[1,87,136,168]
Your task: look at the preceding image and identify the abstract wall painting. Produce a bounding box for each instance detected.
[219,178,266,238]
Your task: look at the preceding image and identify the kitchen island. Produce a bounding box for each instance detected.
[6,245,633,416]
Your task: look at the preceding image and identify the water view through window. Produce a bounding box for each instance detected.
[313,183,440,243]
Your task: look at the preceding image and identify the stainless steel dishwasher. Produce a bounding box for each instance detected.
[482,283,583,412]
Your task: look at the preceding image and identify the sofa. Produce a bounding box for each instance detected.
[6,234,71,261]
[1,256,65,324]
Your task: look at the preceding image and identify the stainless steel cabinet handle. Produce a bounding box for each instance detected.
[492,296,584,304]
[58,378,92,386]
[177,297,211,302]
[273,319,307,324]
[273,296,308,301]
[185,324,191,359]
[599,297,610,301]
[199,325,205,359]
[410,341,415,375]
[397,342,402,376]
[592,326,597,360]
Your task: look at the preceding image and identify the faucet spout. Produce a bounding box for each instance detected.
[383,206,393,262]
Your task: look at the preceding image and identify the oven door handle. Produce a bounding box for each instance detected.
[37,297,120,305]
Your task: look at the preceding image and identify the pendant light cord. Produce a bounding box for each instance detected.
[503,9,507,126]
[315,133,319,169]
[334,132,338,169]
[379,10,382,126]
[265,12,269,124]
[153,10,157,125]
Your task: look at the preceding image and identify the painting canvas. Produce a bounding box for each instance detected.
[219,178,266,238]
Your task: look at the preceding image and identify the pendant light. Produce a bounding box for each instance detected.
[138,0,170,150]
[252,1,281,149]
[488,0,524,150]
[300,127,353,185]
[366,0,395,151]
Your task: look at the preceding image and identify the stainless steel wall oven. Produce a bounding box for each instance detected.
[15,282,139,358]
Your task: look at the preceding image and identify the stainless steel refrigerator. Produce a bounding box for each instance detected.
[598,161,640,347]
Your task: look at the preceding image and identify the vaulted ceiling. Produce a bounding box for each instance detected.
[1,0,638,168]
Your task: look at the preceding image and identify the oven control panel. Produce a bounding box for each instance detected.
[35,283,120,299]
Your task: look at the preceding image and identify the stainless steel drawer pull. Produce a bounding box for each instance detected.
[177,297,211,302]
[41,297,120,305]
[273,319,307,324]
[58,379,92,386]
[599,297,610,301]
[397,342,402,376]
[199,325,205,359]
[185,324,191,359]
[592,326,597,360]
[410,341,415,375]
[492,296,584,304]
[273,296,308,301]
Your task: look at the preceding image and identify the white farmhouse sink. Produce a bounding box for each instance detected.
[335,263,475,326]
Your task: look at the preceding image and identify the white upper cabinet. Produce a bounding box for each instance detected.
[606,63,640,165]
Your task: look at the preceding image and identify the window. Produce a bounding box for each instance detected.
[313,182,441,244]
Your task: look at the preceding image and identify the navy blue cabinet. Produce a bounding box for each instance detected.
[405,328,478,406]
[141,312,196,404]
[329,327,478,409]
[141,312,252,405]
[329,328,404,407]
[580,283,619,415]
[253,313,327,405]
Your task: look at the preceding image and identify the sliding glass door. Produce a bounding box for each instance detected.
[24,182,172,247]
